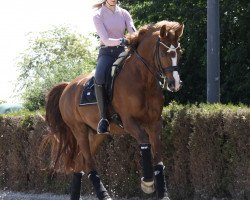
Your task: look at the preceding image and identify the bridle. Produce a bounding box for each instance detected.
[133,37,181,88]
[155,38,180,75]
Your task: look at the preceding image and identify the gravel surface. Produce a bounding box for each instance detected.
[0,190,94,200]
[0,190,141,200]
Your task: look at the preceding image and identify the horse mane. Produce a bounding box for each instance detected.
[126,20,182,48]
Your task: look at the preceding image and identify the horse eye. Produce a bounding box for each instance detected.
[160,51,166,57]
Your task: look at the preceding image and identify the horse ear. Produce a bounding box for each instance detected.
[175,24,184,38]
[160,24,167,38]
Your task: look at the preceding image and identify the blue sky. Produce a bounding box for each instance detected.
[0,0,96,102]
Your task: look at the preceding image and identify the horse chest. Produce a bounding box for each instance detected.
[128,90,163,123]
[144,94,164,121]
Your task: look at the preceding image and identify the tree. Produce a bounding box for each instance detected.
[122,0,250,105]
[17,26,97,111]
[0,100,7,104]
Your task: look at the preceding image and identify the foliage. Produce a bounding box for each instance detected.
[122,0,250,105]
[1,103,249,199]
[0,100,7,104]
[0,107,44,118]
[17,26,97,111]
[16,1,249,109]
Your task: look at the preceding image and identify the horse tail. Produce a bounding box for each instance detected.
[39,82,78,173]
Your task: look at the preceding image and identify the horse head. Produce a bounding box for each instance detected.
[127,21,184,92]
[157,22,184,92]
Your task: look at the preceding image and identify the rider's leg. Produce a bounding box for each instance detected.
[94,46,125,134]
[94,50,115,134]
[94,82,110,134]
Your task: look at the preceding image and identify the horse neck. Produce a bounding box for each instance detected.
[137,35,156,65]
[133,35,159,88]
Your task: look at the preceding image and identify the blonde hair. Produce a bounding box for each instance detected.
[93,0,106,9]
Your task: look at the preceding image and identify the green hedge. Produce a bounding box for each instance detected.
[162,103,249,200]
[0,104,249,200]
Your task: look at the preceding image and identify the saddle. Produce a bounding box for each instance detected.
[79,50,131,128]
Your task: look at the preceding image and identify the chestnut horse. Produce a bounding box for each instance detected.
[43,20,184,200]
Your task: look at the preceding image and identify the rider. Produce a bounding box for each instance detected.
[93,0,136,134]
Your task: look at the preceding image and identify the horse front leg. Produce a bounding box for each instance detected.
[148,119,170,200]
[140,143,155,194]
[123,118,155,194]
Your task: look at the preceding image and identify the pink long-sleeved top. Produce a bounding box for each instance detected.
[93,4,136,46]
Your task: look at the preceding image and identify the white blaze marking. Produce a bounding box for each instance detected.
[173,71,181,90]
[161,42,181,91]
[170,45,177,66]
[169,45,180,91]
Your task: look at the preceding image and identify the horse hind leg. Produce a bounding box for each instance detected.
[70,172,83,200]
[67,123,86,200]
[88,170,112,200]
[71,124,112,200]
[88,130,112,200]
[70,170,114,200]
[88,128,108,156]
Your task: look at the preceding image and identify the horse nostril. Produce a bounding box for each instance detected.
[168,80,175,87]
[180,80,183,87]
[168,80,175,89]
[169,83,174,89]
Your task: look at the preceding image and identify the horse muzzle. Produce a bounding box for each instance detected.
[166,79,182,92]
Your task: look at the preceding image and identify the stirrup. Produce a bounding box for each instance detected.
[97,118,110,134]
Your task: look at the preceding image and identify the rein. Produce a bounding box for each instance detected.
[133,49,159,79]
[132,38,180,88]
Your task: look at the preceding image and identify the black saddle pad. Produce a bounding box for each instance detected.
[79,77,97,106]
[79,50,130,107]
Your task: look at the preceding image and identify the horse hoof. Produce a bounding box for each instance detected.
[159,197,170,200]
[158,194,171,200]
[141,178,155,194]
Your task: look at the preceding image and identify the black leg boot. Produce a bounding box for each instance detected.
[70,172,83,200]
[94,82,110,134]
[154,163,170,200]
[88,171,111,200]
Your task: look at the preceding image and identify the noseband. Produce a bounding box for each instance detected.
[155,38,180,75]
[133,37,181,88]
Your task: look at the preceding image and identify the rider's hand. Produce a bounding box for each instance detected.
[119,38,129,46]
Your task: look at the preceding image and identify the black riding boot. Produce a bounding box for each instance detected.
[94,82,110,134]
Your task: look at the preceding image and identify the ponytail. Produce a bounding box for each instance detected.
[93,1,106,9]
